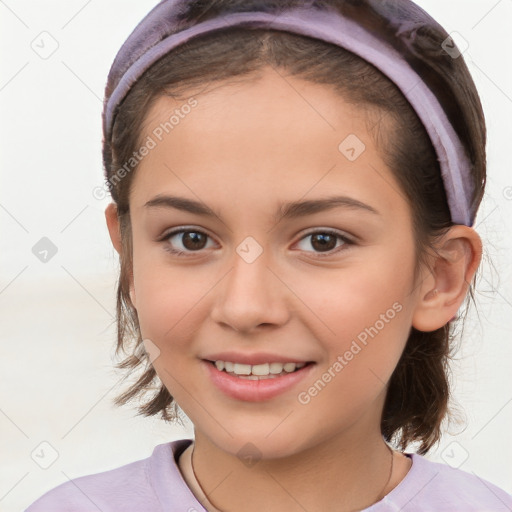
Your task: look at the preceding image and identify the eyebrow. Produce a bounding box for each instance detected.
[144,194,380,221]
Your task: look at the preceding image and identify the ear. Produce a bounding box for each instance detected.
[105,203,122,254]
[105,203,137,307]
[412,225,482,332]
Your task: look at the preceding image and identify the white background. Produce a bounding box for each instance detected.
[1,1,511,510]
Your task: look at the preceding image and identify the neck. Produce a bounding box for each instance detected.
[187,422,396,512]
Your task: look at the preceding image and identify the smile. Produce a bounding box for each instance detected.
[202,359,316,401]
[210,360,307,379]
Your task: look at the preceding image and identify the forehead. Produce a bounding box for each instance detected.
[130,68,406,221]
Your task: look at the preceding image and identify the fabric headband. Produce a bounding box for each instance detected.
[102,1,475,226]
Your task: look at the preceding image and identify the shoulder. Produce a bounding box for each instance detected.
[24,449,157,512]
[377,452,512,511]
[24,439,195,512]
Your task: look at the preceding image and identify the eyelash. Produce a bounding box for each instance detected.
[159,227,354,258]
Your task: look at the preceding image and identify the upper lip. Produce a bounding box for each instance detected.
[202,351,314,366]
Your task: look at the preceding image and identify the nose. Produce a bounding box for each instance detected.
[210,246,291,334]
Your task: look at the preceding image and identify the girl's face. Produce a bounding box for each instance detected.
[125,67,424,458]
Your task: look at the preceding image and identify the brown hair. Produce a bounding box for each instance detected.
[103,0,486,455]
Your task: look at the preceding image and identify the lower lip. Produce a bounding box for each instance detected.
[201,360,316,402]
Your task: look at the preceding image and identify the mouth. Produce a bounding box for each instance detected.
[204,359,315,380]
[201,359,317,402]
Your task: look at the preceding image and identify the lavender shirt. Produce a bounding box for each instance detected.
[25,438,512,511]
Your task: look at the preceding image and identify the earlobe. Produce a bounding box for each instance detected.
[105,203,122,254]
[412,226,482,332]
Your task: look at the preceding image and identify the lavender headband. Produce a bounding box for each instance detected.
[103,1,475,226]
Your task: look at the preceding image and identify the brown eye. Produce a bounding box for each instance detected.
[296,230,353,257]
[180,231,207,250]
[310,233,338,252]
[161,228,214,256]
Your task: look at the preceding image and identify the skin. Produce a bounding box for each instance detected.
[105,66,482,512]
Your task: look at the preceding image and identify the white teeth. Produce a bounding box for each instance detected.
[269,362,284,374]
[234,363,252,375]
[252,363,269,376]
[283,362,297,372]
[212,360,307,377]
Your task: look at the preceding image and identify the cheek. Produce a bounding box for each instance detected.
[299,246,415,384]
[302,252,413,338]
[131,247,216,351]
[298,282,412,430]
[134,273,194,339]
